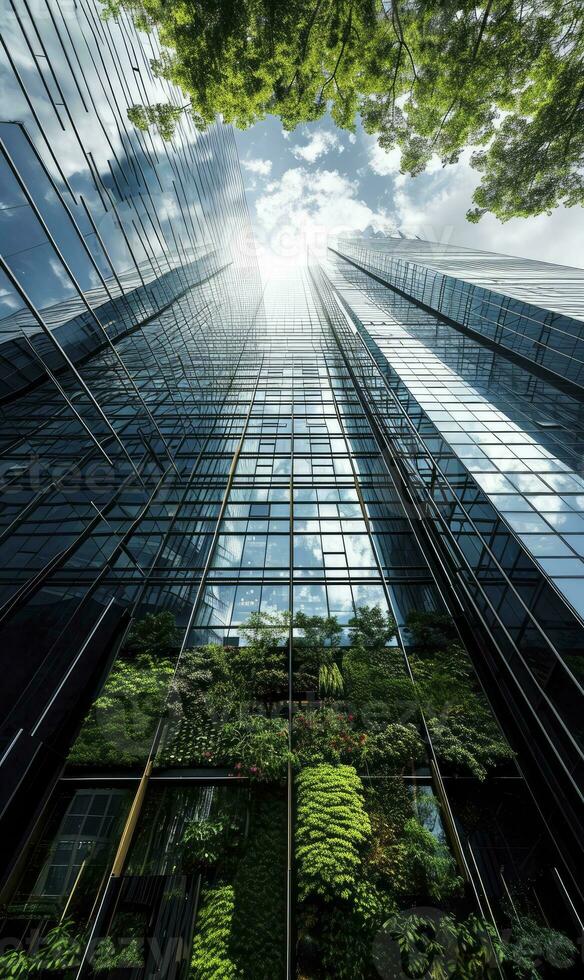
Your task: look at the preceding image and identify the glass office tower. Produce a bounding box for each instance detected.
[1,1,583,976]
[324,239,584,869]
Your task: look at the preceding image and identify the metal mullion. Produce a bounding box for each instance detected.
[286,385,294,980]
[9,0,67,130]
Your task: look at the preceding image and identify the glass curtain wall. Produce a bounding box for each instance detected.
[1,261,580,977]
[318,244,584,905]
[0,0,262,923]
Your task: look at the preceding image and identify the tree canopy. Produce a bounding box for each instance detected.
[106,0,583,222]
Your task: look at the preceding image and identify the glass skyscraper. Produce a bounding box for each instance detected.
[0,2,583,977]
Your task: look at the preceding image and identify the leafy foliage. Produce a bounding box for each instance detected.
[293,707,364,767]
[167,612,289,729]
[374,911,504,979]
[105,0,378,133]
[0,919,84,976]
[361,721,424,773]
[67,652,173,766]
[343,605,415,727]
[188,794,287,979]
[365,779,413,893]
[426,710,514,781]
[229,792,288,978]
[343,659,416,721]
[92,936,144,970]
[127,102,188,139]
[364,783,461,904]
[295,610,341,666]
[296,764,371,901]
[293,707,422,772]
[67,611,179,766]
[228,611,289,711]
[503,915,576,977]
[318,660,344,698]
[181,816,233,870]
[317,879,396,979]
[405,610,458,653]
[125,610,179,659]
[399,818,463,902]
[365,2,584,221]
[110,0,583,219]
[219,714,290,781]
[407,614,514,780]
[348,604,397,652]
[190,885,241,979]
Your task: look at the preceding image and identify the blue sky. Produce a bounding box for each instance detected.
[235,114,584,272]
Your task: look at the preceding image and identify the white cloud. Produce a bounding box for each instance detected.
[368,143,402,177]
[241,157,272,176]
[0,286,19,314]
[292,131,342,163]
[369,142,443,182]
[390,152,584,268]
[254,167,395,262]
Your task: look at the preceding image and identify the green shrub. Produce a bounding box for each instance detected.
[318,880,396,980]
[427,709,514,781]
[67,654,173,766]
[399,818,463,902]
[504,915,576,977]
[125,611,179,659]
[343,606,411,721]
[348,605,397,654]
[364,783,460,903]
[412,642,514,779]
[181,817,232,870]
[361,722,424,773]
[413,643,476,713]
[190,886,241,980]
[0,919,84,976]
[219,715,290,781]
[230,792,287,978]
[92,936,143,970]
[405,610,457,652]
[342,653,414,712]
[239,612,289,705]
[168,646,217,712]
[374,912,504,979]
[296,764,371,901]
[293,708,363,767]
[293,709,421,773]
[188,795,287,980]
[294,612,342,671]
[195,613,289,714]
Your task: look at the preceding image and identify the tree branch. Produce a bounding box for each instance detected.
[319,4,354,102]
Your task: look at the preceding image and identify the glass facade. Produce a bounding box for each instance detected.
[0,2,583,976]
[319,241,584,883]
[331,237,584,388]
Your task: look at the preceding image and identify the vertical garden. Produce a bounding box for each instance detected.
[1,606,576,978]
